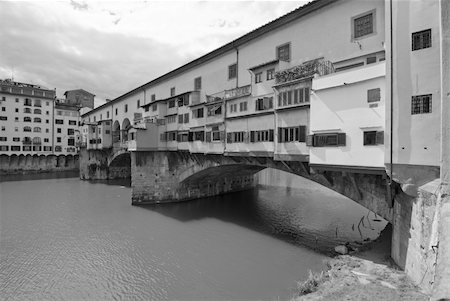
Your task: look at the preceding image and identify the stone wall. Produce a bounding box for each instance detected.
[79,148,131,180]
[0,154,79,175]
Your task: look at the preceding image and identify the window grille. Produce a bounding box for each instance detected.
[353,12,374,39]
[411,94,432,114]
[277,43,290,61]
[412,29,431,51]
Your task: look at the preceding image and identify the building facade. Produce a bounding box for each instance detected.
[0,79,94,157]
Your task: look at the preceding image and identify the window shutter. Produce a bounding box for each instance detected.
[206,132,211,142]
[250,131,255,142]
[337,133,346,146]
[278,94,282,107]
[219,131,225,142]
[376,131,384,145]
[269,129,274,142]
[306,135,314,146]
[304,87,310,102]
[227,132,232,143]
[244,131,249,143]
[188,132,193,142]
[299,126,306,142]
[278,128,282,143]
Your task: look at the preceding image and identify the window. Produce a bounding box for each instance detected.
[249,129,274,142]
[107,111,110,118]
[69,120,77,125]
[57,110,62,116]
[0,137,6,141]
[15,108,18,113]
[34,117,41,123]
[45,129,49,133]
[412,29,432,51]
[267,69,275,80]
[411,94,432,114]
[0,145,9,151]
[230,103,237,113]
[169,99,176,108]
[46,119,49,124]
[227,131,246,143]
[44,146,52,151]
[278,87,309,107]
[367,88,381,103]
[124,104,128,113]
[24,108,31,114]
[255,72,262,83]
[278,126,306,143]
[193,131,205,141]
[24,117,31,122]
[194,77,202,90]
[1,126,4,131]
[15,98,19,103]
[55,146,62,152]
[14,117,18,122]
[178,114,184,124]
[207,105,222,116]
[170,87,176,96]
[239,102,247,112]
[46,111,49,115]
[255,97,273,111]
[152,104,157,111]
[353,11,374,39]
[68,138,75,146]
[24,98,32,106]
[366,56,377,64]
[67,129,74,135]
[23,126,31,132]
[23,146,31,151]
[137,99,140,108]
[308,133,346,147]
[34,99,41,107]
[57,137,61,143]
[0,116,7,121]
[1,107,4,111]
[15,127,18,132]
[13,137,20,142]
[57,128,61,133]
[167,115,176,124]
[115,108,118,115]
[192,108,204,118]
[228,63,237,79]
[277,43,290,61]
[44,138,49,142]
[55,119,63,124]
[363,131,384,145]
[11,146,20,151]
[33,127,41,132]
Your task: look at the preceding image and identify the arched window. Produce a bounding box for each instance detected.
[55,145,62,152]
[34,117,41,123]
[34,109,41,114]
[23,117,31,122]
[23,108,31,114]
[23,126,32,132]
[33,127,41,133]
[34,99,41,107]
[32,137,41,144]
[23,136,31,143]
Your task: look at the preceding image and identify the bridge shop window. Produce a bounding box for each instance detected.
[177,132,188,142]
[250,129,274,142]
[307,133,346,147]
[255,97,273,111]
[267,68,275,81]
[412,29,431,51]
[278,126,306,143]
[11,145,20,151]
[166,115,176,124]
[152,104,157,111]
[207,104,222,116]
[230,103,237,113]
[168,99,176,108]
[170,87,176,97]
[177,95,189,107]
[0,145,9,151]
[411,94,432,114]
[192,108,204,119]
[239,101,247,112]
[352,10,375,40]
[192,131,205,141]
[278,87,309,107]
[276,43,291,61]
[227,131,246,143]
[363,131,384,146]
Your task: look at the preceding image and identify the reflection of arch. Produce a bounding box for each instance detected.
[113,120,121,143]
[122,118,131,142]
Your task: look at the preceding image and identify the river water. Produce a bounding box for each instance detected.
[0,169,387,300]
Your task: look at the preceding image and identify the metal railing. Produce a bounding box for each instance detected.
[224,85,251,100]
[275,58,335,84]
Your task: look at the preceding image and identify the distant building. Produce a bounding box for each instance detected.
[64,89,95,109]
[0,79,95,156]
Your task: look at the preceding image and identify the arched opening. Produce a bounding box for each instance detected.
[112,120,121,145]
[121,118,131,143]
[109,152,131,179]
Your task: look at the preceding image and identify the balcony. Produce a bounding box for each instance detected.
[206,91,225,103]
[224,85,251,100]
[275,58,334,85]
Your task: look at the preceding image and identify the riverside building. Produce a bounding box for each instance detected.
[0,79,93,156]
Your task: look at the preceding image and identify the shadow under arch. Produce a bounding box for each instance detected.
[108,151,131,179]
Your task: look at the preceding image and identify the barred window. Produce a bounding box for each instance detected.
[277,43,290,61]
[412,29,432,51]
[353,12,374,39]
[411,94,432,114]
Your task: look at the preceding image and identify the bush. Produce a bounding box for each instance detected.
[295,270,327,296]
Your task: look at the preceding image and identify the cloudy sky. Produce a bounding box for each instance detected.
[0,0,305,107]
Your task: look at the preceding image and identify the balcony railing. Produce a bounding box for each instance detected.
[275,58,334,85]
[206,91,225,103]
[224,85,251,100]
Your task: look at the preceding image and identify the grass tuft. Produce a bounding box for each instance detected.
[295,270,327,296]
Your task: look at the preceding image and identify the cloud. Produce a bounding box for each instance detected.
[69,0,88,11]
[0,1,304,108]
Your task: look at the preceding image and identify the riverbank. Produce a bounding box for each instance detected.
[293,226,429,301]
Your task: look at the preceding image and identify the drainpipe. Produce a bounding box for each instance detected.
[389,0,394,205]
[235,45,239,88]
[52,96,55,155]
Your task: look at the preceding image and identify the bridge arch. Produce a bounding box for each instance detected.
[108,151,131,179]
